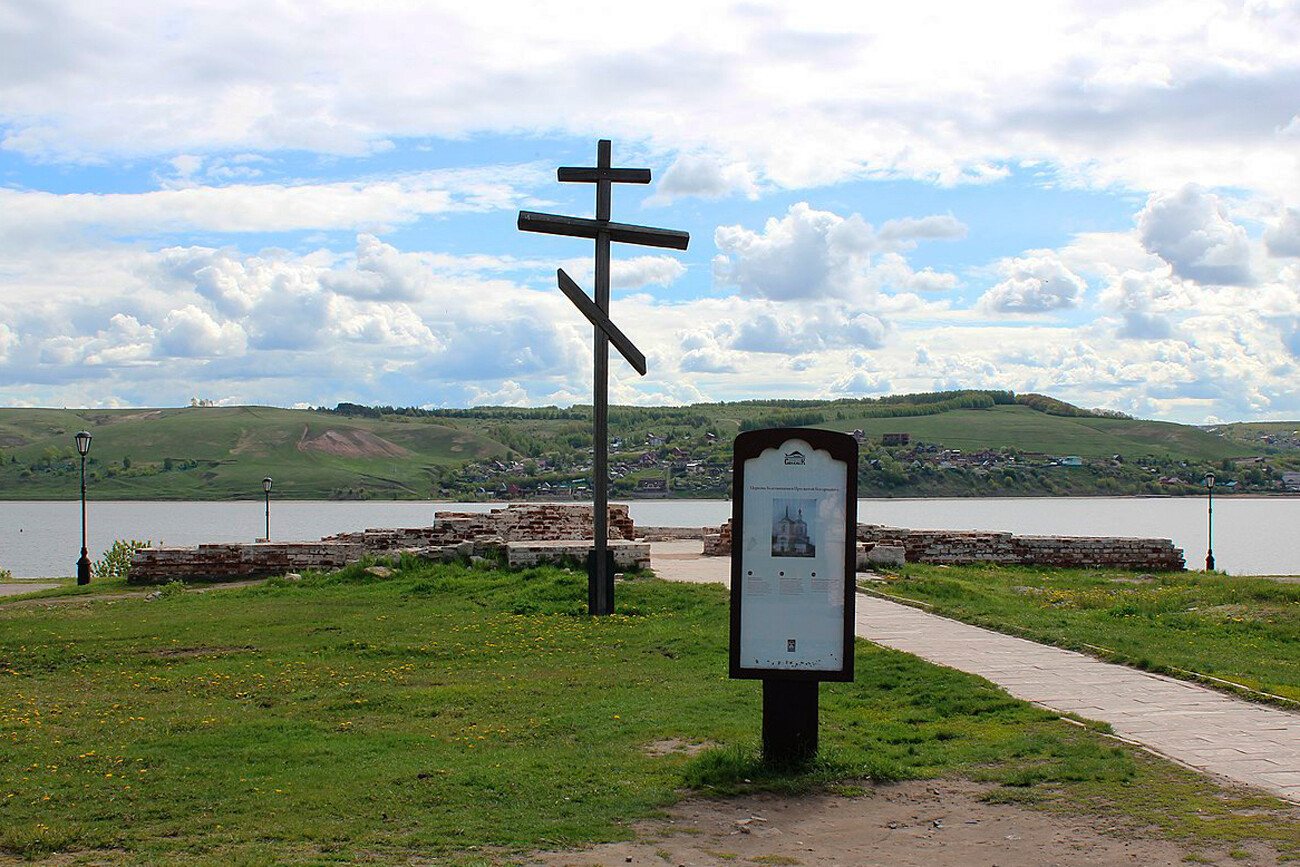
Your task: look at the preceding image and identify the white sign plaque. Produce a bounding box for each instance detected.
[730,428,857,681]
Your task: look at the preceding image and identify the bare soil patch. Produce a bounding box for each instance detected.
[642,739,716,758]
[297,427,412,458]
[146,644,256,658]
[523,780,1287,867]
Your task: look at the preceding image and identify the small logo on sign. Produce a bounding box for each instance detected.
[783,450,805,465]
[787,639,797,652]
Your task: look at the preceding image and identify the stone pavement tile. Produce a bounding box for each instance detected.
[1213,760,1293,774]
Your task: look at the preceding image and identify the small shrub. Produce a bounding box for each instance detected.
[157,579,187,598]
[92,538,152,580]
[0,566,11,580]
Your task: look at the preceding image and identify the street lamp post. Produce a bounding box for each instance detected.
[75,430,92,585]
[262,477,273,542]
[1204,472,1215,572]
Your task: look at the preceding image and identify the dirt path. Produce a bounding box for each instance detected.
[0,577,268,608]
[524,779,1283,866]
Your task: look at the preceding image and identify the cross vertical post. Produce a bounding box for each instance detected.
[592,140,614,614]
[519,139,689,615]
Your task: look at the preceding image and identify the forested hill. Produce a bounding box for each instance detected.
[0,391,1294,501]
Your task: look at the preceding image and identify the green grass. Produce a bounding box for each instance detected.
[871,564,1300,704]
[3,561,1300,864]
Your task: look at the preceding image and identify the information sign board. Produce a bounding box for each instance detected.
[729,428,857,682]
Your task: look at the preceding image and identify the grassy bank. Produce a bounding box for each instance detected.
[869,564,1300,704]
[2,562,1298,865]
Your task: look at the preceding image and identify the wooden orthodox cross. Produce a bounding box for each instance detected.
[519,140,689,615]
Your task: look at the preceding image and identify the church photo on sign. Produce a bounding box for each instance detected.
[771,499,817,558]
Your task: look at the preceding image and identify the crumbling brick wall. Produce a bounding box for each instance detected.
[698,518,1184,571]
[129,503,640,584]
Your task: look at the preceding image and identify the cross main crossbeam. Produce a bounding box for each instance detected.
[517,212,689,249]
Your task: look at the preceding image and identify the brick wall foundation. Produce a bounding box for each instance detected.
[699,518,1185,571]
[128,503,640,584]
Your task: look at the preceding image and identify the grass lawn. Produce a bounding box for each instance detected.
[2,561,1298,865]
[870,564,1300,704]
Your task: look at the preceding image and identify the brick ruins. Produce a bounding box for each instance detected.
[701,519,1185,571]
[128,503,644,585]
[126,503,1186,584]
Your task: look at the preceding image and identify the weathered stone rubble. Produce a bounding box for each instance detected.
[128,503,646,585]
[701,518,1185,571]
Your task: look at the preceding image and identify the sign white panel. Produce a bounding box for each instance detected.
[737,437,848,672]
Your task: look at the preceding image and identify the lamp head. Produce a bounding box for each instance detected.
[74,430,92,457]
[1205,472,1215,488]
[262,476,273,494]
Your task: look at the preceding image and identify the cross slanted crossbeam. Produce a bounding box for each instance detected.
[518,139,689,615]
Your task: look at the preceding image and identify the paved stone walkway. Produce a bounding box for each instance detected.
[648,541,1300,806]
[0,582,61,597]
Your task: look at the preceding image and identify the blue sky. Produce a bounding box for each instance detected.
[2,1,1300,423]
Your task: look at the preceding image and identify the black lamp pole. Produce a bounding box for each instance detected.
[75,430,92,585]
[262,477,273,541]
[1204,472,1215,572]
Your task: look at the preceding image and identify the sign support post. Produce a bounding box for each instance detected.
[729,428,858,764]
[519,140,689,614]
[762,680,819,763]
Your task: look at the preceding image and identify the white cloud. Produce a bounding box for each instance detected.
[876,215,968,248]
[1098,269,1195,340]
[3,1,1300,205]
[321,234,432,302]
[679,346,737,374]
[677,329,736,373]
[979,252,1088,312]
[871,253,960,294]
[1137,184,1254,286]
[611,256,687,289]
[0,323,15,362]
[85,314,156,366]
[830,353,892,395]
[727,302,888,354]
[650,154,759,203]
[714,203,869,301]
[0,165,543,245]
[1265,207,1300,257]
[156,305,247,357]
[713,202,963,302]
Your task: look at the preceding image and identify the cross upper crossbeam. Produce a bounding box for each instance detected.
[517,211,690,250]
[558,139,649,220]
[557,166,651,185]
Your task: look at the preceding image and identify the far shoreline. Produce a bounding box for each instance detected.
[3,492,1299,504]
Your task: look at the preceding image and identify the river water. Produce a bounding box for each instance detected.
[1,497,1295,579]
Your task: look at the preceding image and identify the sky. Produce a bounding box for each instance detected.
[2,1,1300,424]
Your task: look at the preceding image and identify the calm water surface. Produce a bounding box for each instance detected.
[1,497,1296,578]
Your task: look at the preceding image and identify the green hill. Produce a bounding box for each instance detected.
[833,405,1244,461]
[0,392,1288,501]
[0,405,506,500]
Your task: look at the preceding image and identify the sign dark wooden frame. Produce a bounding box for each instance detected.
[729,427,858,683]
